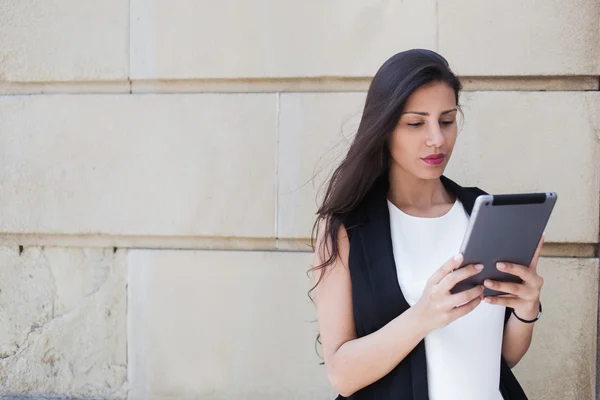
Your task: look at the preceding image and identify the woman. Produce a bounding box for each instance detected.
[311,49,544,400]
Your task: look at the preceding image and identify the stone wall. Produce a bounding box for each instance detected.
[1,1,599,399]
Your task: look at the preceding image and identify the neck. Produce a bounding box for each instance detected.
[387,166,453,208]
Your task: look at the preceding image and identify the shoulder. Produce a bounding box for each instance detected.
[441,175,488,195]
[465,185,488,197]
[441,175,489,214]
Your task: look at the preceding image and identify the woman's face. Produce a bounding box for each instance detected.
[388,82,458,180]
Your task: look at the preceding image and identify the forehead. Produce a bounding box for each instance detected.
[403,82,457,111]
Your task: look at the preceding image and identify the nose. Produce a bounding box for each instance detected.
[425,124,445,148]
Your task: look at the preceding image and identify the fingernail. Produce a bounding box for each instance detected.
[497,263,506,270]
[454,254,463,261]
[484,297,492,303]
[484,280,493,287]
[475,264,484,271]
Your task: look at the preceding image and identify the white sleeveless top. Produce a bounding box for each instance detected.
[387,198,505,400]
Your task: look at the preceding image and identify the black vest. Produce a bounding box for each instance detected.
[337,174,528,400]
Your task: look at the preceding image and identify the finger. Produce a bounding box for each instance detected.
[484,280,538,300]
[530,234,545,272]
[483,295,523,308]
[496,262,531,281]
[496,294,518,299]
[496,262,543,287]
[429,254,464,285]
[439,263,484,292]
[448,294,482,320]
[444,285,484,309]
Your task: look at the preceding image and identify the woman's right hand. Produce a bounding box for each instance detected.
[413,254,484,333]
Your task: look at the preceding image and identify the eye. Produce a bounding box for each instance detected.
[407,122,424,127]
[440,120,455,126]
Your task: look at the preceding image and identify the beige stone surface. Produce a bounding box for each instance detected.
[278,92,600,243]
[459,76,600,92]
[446,91,600,243]
[0,94,277,239]
[438,0,600,75]
[0,246,127,399]
[130,0,436,79]
[278,92,366,239]
[513,257,598,400]
[128,250,334,400]
[0,1,128,82]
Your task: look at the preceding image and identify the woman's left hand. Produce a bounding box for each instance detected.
[483,235,545,320]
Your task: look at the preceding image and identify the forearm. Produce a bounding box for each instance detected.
[328,306,429,397]
[501,306,538,368]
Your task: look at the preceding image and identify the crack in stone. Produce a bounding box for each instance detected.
[87,261,110,299]
[0,320,46,360]
[1,249,56,360]
[1,260,109,362]
[44,248,111,319]
[0,345,18,360]
[1,248,125,397]
[42,248,58,319]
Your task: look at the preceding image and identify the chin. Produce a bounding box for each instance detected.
[415,166,447,180]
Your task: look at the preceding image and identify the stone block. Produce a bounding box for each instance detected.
[127,249,334,399]
[438,0,600,75]
[0,247,127,399]
[130,0,436,79]
[0,94,277,239]
[0,1,128,82]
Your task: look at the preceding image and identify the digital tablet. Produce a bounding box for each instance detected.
[450,192,557,296]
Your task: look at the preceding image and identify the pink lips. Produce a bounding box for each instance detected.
[421,153,446,166]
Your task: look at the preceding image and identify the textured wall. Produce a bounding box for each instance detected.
[0,1,599,399]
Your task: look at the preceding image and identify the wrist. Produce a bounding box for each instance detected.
[513,301,541,322]
[408,302,433,337]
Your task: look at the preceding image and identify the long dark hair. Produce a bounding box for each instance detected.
[309,49,462,298]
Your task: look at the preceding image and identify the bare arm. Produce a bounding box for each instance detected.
[313,223,484,397]
[484,236,545,368]
[501,308,537,368]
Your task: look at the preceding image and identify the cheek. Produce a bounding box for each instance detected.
[388,130,419,160]
[388,131,405,156]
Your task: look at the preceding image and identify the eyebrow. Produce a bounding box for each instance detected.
[402,108,458,116]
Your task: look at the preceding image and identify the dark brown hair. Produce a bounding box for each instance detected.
[309,49,462,298]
